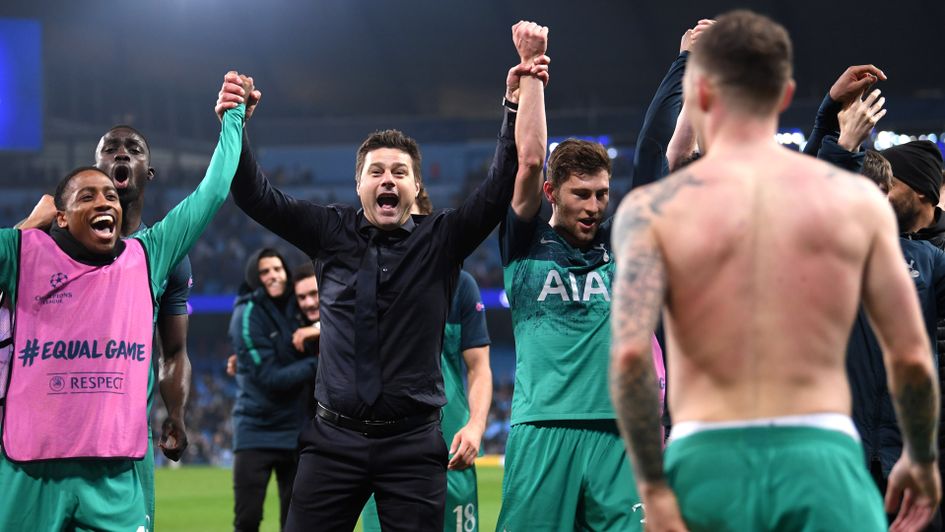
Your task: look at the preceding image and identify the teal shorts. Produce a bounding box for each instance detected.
[362,465,479,532]
[497,421,643,532]
[664,425,886,532]
[0,452,147,531]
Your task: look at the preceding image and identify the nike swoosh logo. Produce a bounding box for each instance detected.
[539,236,557,245]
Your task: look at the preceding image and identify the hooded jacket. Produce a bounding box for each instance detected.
[229,248,316,451]
[847,237,945,475]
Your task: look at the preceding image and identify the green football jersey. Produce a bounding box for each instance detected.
[500,209,615,425]
[439,270,490,445]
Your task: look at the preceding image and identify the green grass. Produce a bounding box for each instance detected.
[156,465,504,531]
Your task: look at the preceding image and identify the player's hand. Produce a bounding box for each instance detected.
[226,354,238,377]
[638,482,689,532]
[292,325,320,352]
[215,71,263,122]
[886,453,941,532]
[512,20,548,63]
[19,194,56,230]
[159,416,189,462]
[828,64,887,106]
[679,19,716,53]
[837,88,886,152]
[504,56,550,105]
[447,423,483,471]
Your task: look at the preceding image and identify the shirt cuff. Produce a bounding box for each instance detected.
[500,107,516,140]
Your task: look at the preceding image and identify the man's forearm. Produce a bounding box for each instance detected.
[803,93,843,157]
[450,109,519,259]
[892,363,941,463]
[632,52,688,189]
[511,73,547,220]
[159,350,192,422]
[612,348,665,484]
[464,350,492,432]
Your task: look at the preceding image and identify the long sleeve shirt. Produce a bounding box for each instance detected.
[229,109,518,419]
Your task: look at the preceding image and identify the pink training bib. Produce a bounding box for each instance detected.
[3,229,153,461]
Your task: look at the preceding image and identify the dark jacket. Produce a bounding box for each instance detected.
[909,207,945,461]
[847,237,945,475]
[803,93,865,174]
[229,249,316,451]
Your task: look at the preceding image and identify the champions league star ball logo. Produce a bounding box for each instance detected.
[49,272,68,290]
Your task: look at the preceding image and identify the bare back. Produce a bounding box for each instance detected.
[650,146,894,422]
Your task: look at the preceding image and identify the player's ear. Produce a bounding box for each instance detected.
[543,181,556,205]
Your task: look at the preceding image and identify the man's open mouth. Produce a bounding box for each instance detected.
[377,193,399,214]
[578,217,597,230]
[112,165,131,188]
[90,214,116,239]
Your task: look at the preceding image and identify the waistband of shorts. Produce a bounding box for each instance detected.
[670,413,859,442]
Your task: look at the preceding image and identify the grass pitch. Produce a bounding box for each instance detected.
[155,464,504,531]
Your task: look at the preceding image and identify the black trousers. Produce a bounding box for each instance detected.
[233,448,299,532]
[285,415,447,532]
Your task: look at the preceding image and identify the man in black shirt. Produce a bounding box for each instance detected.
[212,24,549,530]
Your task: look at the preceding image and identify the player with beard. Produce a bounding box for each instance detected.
[94,124,193,530]
[0,93,245,531]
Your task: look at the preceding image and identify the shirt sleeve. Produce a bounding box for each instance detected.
[456,271,490,350]
[0,229,20,301]
[816,135,866,173]
[445,108,519,261]
[157,255,193,317]
[803,93,843,157]
[137,104,245,298]
[238,301,316,392]
[498,205,539,267]
[631,52,688,191]
[229,130,344,258]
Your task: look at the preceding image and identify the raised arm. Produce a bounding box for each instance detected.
[634,20,713,188]
[803,64,886,157]
[509,21,549,221]
[214,71,338,257]
[136,80,246,289]
[861,191,941,528]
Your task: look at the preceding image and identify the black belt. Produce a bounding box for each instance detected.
[315,402,440,438]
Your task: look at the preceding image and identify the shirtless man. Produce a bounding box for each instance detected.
[609,10,940,532]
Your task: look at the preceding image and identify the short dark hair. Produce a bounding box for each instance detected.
[54,166,110,210]
[862,150,893,189]
[293,261,316,283]
[415,185,434,215]
[691,10,793,113]
[546,139,611,188]
[355,129,422,184]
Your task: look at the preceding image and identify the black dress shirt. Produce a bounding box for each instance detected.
[230,109,518,419]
